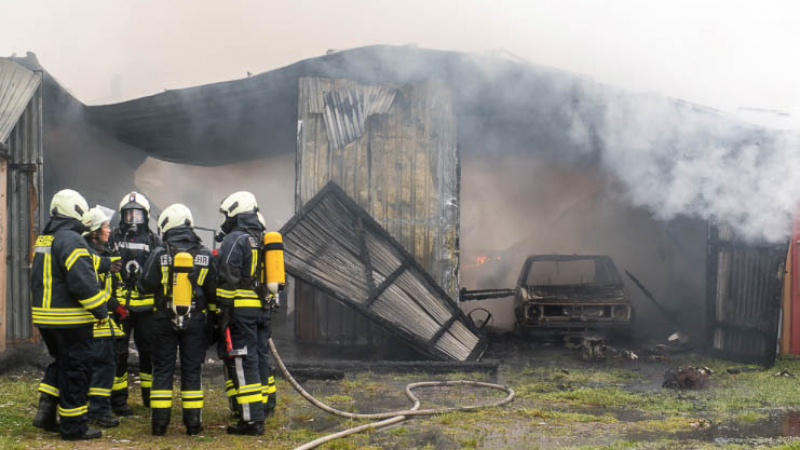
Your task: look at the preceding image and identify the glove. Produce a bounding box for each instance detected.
[268,294,281,310]
[109,259,123,274]
[115,305,129,321]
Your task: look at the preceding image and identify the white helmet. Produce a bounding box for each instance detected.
[257,211,266,229]
[219,191,258,218]
[119,191,151,215]
[81,206,111,234]
[158,203,193,235]
[50,189,89,222]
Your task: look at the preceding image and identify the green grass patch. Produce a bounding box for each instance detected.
[323,394,354,404]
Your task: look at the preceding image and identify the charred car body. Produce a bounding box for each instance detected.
[514,255,633,335]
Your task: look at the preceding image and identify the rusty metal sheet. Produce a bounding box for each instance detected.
[281,182,487,361]
[706,222,787,366]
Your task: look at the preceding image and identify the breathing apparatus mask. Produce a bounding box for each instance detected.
[216,214,237,242]
[122,207,146,234]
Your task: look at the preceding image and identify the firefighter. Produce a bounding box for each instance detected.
[81,207,124,428]
[108,191,161,413]
[31,189,109,440]
[216,191,278,436]
[216,210,271,420]
[138,204,217,436]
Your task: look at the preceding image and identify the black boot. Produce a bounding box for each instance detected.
[151,408,170,436]
[183,409,203,436]
[112,404,133,416]
[111,387,131,416]
[141,387,151,408]
[62,428,102,441]
[226,420,264,436]
[32,394,59,432]
[91,414,120,428]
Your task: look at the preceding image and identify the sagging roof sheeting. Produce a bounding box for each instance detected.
[281,182,487,361]
[82,45,604,165]
[0,59,41,143]
[76,45,778,169]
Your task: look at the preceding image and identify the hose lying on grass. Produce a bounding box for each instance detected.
[268,338,516,450]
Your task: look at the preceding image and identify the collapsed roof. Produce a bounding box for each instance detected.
[9,45,783,210]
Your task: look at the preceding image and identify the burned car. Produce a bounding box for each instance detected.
[514,255,633,335]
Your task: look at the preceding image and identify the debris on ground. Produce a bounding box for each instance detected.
[773,369,796,378]
[649,354,670,362]
[667,331,690,345]
[662,366,713,389]
[581,336,606,361]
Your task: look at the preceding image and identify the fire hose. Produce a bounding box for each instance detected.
[267,338,516,450]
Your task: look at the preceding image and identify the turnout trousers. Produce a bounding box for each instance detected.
[88,338,115,419]
[228,307,276,423]
[112,310,154,408]
[150,312,206,430]
[38,326,93,438]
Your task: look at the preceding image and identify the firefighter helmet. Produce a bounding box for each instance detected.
[119,191,151,214]
[119,191,151,226]
[219,191,258,218]
[50,189,89,221]
[158,203,193,235]
[82,206,111,233]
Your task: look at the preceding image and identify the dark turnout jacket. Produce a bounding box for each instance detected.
[138,227,218,315]
[109,225,162,312]
[216,214,264,309]
[31,216,109,328]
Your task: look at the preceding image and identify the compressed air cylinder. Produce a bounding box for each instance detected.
[263,232,286,295]
[173,252,194,308]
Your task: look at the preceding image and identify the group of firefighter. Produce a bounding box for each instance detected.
[29,188,284,440]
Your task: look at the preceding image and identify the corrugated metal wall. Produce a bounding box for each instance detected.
[4,82,43,344]
[296,77,460,298]
[707,222,787,366]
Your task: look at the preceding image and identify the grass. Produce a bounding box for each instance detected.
[3,356,800,448]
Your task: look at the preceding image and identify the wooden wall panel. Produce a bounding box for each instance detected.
[296,77,459,299]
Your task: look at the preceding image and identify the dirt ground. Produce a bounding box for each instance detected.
[2,335,800,449]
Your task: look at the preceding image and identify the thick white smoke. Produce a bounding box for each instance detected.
[568,85,800,243]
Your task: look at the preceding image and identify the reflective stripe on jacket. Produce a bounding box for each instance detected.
[31,218,108,328]
[217,225,262,309]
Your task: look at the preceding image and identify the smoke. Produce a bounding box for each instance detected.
[134,154,296,241]
[567,84,800,243]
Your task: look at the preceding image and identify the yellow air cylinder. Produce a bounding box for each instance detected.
[263,232,285,295]
[173,252,194,308]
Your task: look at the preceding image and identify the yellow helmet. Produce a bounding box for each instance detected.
[50,189,89,222]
